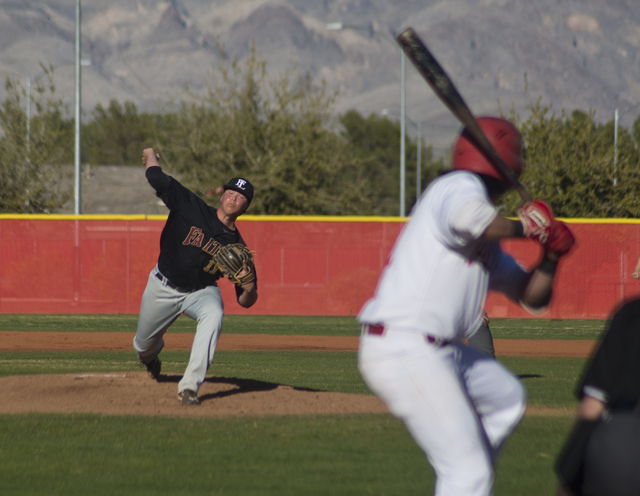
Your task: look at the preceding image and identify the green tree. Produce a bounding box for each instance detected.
[157,46,375,215]
[632,115,640,146]
[339,110,446,215]
[82,100,158,165]
[339,110,400,215]
[500,99,640,218]
[0,67,73,213]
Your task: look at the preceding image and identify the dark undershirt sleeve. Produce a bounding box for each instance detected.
[145,166,171,195]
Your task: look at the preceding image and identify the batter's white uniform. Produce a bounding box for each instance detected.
[358,171,528,496]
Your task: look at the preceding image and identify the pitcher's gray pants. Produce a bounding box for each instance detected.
[133,266,224,395]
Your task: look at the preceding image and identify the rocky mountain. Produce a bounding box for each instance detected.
[1,0,639,159]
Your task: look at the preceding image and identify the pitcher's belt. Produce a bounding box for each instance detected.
[365,324,452,346]
[156,271,202,293]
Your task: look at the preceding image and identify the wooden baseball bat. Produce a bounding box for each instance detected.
[396,27,531,202]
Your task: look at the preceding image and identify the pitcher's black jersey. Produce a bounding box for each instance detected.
[147,167,249,291]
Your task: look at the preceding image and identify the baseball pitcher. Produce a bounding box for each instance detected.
[133,148,258,405]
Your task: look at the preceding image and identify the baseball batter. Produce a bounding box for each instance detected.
[357,117,575,495]
[133,148,258,405]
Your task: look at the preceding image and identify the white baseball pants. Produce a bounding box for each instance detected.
[133,266,224,395]
[358,327,526,496]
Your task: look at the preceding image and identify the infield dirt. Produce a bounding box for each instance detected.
[0,332,595,417]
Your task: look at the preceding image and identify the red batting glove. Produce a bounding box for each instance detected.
[545,220,576,259]
[518,199,553,243]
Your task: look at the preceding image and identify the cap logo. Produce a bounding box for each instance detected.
[234,179,247,190]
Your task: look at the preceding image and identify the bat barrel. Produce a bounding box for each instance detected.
[396,27,531,203]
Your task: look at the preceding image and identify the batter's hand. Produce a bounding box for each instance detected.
[544,220,576,260]
[142,148,160,169]
[518,199,553,244]
[632,271,640,280]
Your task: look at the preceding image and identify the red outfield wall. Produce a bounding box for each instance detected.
[0,215,639,319]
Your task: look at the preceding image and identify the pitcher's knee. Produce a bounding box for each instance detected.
[133,335,164,356]
[198,310,223,328]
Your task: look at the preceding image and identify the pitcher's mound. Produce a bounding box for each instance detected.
[0,372,388,417]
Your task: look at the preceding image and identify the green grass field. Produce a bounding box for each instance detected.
[0,315,597,495]
[0,313,607,339]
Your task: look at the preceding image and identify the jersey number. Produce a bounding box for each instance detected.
[203,258,219,275]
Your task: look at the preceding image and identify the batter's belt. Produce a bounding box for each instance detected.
[364,324,453,347]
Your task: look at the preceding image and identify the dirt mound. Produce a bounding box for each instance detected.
[0,372,388,417]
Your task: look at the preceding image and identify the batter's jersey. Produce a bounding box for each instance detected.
[149,168,252,292]
[358,170,529,340]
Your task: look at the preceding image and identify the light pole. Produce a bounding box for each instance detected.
[74,0,82,215]
[382,109,423,205]
[326,22,407,217]
[23,0,87,214]
[614,102,640,186]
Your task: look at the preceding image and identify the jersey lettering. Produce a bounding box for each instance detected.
[182,228,226,276]
[182,227,205,247]
[202,238,221,255]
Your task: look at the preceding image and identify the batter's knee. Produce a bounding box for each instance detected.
[498,378,527,437]
[438,456,494,496]
[508,377,527,417]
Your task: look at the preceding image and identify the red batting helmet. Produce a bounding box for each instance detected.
[451,117,525,181]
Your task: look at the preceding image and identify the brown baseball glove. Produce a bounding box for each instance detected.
[213,243,255,285]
